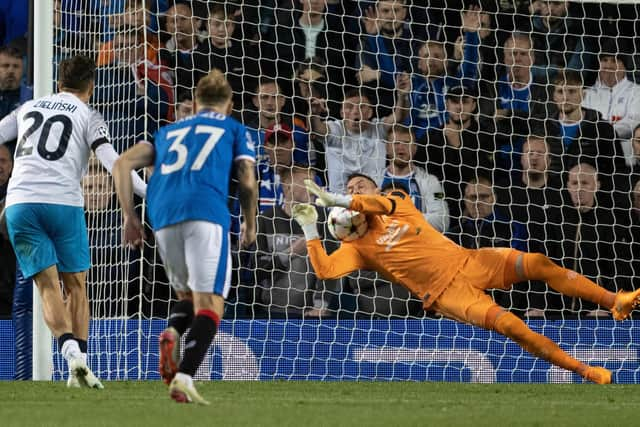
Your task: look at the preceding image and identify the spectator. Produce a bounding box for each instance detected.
[260,124,295,212]
[629,179,640,290]
[446,174,527,312]
[96,0,163,68]
[194,2,259,119]
[529,0,597,82]
[450,6,499,84]
[408,8,483,140]
[0,2,28,47]
[0,143,15,317]
[346,270,423,319]
[421,85,495,220]
[497,135,562,251]
[255,165,338,317]
[582,39,640,139]
[175,92,193,121]
[309,74,410,193]
[0,45,32,120]
[94,26,173,150]
[478,32,549,136]
[262,0,355,88]
[247,79,310,167]
[82,161,129,317]
[356,0,423,111]
[0,143,11,199]
[259,123,319,213]
[545,163,631,316]
[545,70,622,190]
[382,125,450,232]
[496,135,564,317]
[159,0,207,99]
[447,174,526,251]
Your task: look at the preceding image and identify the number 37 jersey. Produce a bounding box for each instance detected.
[0,92,110,208]
[146,111,255,231]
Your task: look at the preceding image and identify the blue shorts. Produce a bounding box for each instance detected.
[5,203,90,278]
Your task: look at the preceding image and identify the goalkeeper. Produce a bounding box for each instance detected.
[293,174,640,384]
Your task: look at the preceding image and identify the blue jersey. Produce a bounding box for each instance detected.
[147,111,256,230]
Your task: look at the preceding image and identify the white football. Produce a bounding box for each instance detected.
[327,207,368,241]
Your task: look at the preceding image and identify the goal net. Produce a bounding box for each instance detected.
[40,0,640,383]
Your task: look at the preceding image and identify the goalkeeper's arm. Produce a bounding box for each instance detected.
[303,179,402,215]
[291,203,365,280]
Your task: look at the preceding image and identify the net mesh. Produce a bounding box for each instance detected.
[47,0,640,382]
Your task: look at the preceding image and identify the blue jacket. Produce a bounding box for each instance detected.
[407,31,480,139]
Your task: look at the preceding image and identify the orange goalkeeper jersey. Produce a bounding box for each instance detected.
[307,190,471,308]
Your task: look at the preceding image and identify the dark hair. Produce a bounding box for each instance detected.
[346,173,377,187]
[381,180,410,194]
[207,2,239,20]
[58,55,96,92]
[0,45,22,59]
[115,25,144,42]
[552,69,583,87]
[343,89,369,103]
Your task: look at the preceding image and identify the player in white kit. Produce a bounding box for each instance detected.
[0,55,146,388]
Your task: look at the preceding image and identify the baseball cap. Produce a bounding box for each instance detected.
[445,84,478,99]
[264,123,293,144]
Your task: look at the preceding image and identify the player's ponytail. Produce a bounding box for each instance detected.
[195,69,232,107]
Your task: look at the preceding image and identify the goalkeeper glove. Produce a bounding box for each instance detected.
[304,179,352,208]
[291,203,320,240]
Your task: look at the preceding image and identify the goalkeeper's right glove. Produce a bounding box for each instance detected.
[304,179,352,208]
[291,203,320,240]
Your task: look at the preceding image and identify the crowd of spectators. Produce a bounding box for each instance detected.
[2,0,640,321]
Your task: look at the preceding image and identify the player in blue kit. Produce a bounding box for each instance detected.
[113,70,258,404]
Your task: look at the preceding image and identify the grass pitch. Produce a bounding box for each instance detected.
[1,381,636,427]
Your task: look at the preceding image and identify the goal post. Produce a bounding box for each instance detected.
[32,0,54,381]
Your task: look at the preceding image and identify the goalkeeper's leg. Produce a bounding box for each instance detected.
[487,308,611,384]
[518,253,640,320]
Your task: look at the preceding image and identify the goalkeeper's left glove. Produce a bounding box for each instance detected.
[291,203,320,240]
[304,179,352,208]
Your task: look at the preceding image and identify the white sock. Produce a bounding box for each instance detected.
[175,372,193,388]
[80,353,87,364]
[61,339,82,364]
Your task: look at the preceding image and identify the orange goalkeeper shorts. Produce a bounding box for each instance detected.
[431,247,523,328]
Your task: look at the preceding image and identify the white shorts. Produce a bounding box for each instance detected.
[155,221,231,297]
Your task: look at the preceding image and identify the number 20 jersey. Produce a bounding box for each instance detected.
[0,92,110,208]
[147,111,256,231]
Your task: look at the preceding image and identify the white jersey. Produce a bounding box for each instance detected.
[0,92,110,208]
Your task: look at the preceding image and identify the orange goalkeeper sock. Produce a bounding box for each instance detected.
[522,253,615,309]
[492,312,588,376]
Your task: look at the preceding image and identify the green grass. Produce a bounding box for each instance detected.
[0,381,636,427]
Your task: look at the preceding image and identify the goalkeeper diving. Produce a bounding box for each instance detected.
[293,174,640,384]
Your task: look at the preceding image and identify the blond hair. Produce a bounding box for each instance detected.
[195,69,232,106]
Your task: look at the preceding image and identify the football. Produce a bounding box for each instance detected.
[327,207,368,241]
